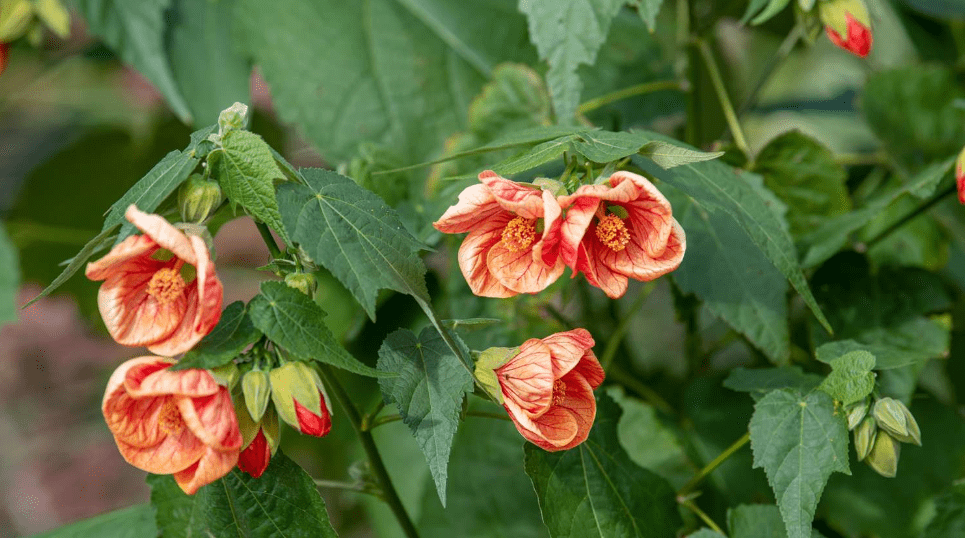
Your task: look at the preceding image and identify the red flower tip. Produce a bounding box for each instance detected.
[294,391,332,437]
[826,13,872,58]
[237,429,271,478]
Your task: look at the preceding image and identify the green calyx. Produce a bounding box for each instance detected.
[873,398,921,446]
[473,346,520,404]
[269,361,322,429]
[866,431,901,478]
[242,369,272,423]
[818,0,870,37]
[178,174,224,223]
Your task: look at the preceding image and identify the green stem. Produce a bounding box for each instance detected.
[608,365,675,415]
[255,221,282,258]
[577,80,688,115]
[677,431,751,497]
[679,498,727,536]
[313,479,370,494]
[864,184,957,250]
[835,152,889,167]
[738,25,803,116]
[600,282,657,371]
[696,39,751,158]
[317,366,421,538]
[365,409,512,431]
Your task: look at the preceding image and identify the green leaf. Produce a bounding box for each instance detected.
[173,301,262,371]
[923,484,965,538]
[626,0,666,31]
[22,224,119,309]
[166,0,252,125]
[148,452,337,537]
[214,130,290,244]
[749,389,850,538]
[668,187,791,364]
[524,393,683,538]
[492,135,579,175]
[277,168,429,319]
[754,132,851,237]
[29,504,157,538]
[900,0,965,19]
[639,140,724,169]
[520,0,625,123]
[248,281,380,377]
[817,350,876,405]
[442,318,502,331]
[728,504,826,538]
[75,0,192,122]
[724,367,823,399]
[810,253,951,370]
[631,154,832,334]
[688,531,727,538]
[0,223,20,325]
[378,327,473,506]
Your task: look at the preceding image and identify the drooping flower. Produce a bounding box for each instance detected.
[269,362,332,437]
[956,146,965,205]
[557,171,685,299]
[819,0,872,58]
[86,205,223,357]
[102,357,242,494]
[482,329,604,452]
[433,170,565,297]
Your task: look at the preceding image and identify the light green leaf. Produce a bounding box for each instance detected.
[724,367,823,399]
[669,187,791,364]
[524,393,683,538]
[818,350,877,405]
[75,0,192,122]
[749,389,850,538]
[492,135,578,175]
[728,504,827,538]
[148,453,337,537]
[166,0,251,126]
[519,0,625,123]
[0,224,20,325]
[214,130,290,244]
[29,504,156,538]
[378,327,473,506]
[277,168,429,319]
[626,0,665,31]
[173,301,262,371]
[248,281,380,377]
[639,140,724,169]
[22,224,119,309]
[923,484,965,538]
[631,154,832,333]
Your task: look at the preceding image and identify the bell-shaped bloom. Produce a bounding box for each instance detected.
[86,205,223,357]
[269,362,332,437]
[820,0,872,58]
[558,171,685,299]
[956,146,965,205]
[434,170,565,297]
[102,357,242,494]
[493,329,604,451]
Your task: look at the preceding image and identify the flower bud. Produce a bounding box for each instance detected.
[473,346,520,404]
[899,402,922,447]
[873,398,919,445]
[242,369,271,422]
[956,146,965,205]
[218,102,250,135]
[284,273,317,297]
[0,0,34,43]
[866,431,901,478]
[178,174,224,223]
[854,416,877,461]
[208,362,239,389]
[819,0,872,58]
[269,361,332,437]
[237,406,280,479]
[846,400,869,431]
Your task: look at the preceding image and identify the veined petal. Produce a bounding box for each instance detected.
[541,328,595,378]
[127,365,220,398]
[479,171,545,219]
[115,428,206,475]
[558,195,600,268]
[533,189,563,267]
[599,219,686,282]
[96,261,187,348]
[487,241,565,294]
[574,351,605,390]
[433,183,503,234]
[530,372,596,451]
[457,217,517,298]
[125,205,199,266]
[173,447,239,495]
[576,239,629,299]
[85,234,159,282]
[178,391,243,451]
[103,391,168,448]
[497,339,554,417]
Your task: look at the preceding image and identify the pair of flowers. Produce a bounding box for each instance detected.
[434,170,686,300]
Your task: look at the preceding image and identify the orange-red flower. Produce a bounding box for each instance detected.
[558,171,685,299]
[102,357,242,494]
[819,0,872,58]
[86,205,223,356]
[434,170,565,297]
[495,329,604,451]
[238,428,272,478]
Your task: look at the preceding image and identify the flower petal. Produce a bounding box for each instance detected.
[574,351,605,390]
[173,447,240,495]
[576,239,629,299]
[497,338,554,417]
[541,328,595,378]
[433,183,502,234]
[599,218,686,282]
[479,171,545,219]
[457,216,517,298]
[85,234,159,282]
[558,194,600,268]
[104,391,168,448]
[127,366,221,398]
[114,427,206,475]
[125,205,199,266]
[178,390,243,451]
[486,241,565,294]
[533,189,563,266]
[529,372,596,451]
[96,260,188,348]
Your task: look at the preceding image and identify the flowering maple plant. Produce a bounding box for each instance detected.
[7,1,965,537]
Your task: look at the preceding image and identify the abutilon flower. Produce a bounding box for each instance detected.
[86,205,223,356]
[269,362,333,437]
[433,170,565,297]
[490,329,604,452]
[102,357,242,494]
[235,399,279,479]
[819,0,872,58]
[558,171,685,299]
[956,146,965,205]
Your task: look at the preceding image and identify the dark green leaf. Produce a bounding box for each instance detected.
[75,0,192,122]
[688,531,727,538]
[900,0,965,18]
[817,350,876,405]
[166,0,251,126]
[22,224,119,309]
[626,0,666,31]
[631,154,832,333]
[492,135,578,175]
[248,281,380,376]
[0,224,20,325]
[173,301,262,371]
[923,484,965,538]
[378,327,473,506]
[214,130,290,244]
[749,389,850,538]
[728,503,826,538]
[520,0,625,122]
[29,504,156,538]
[148,452,337,537]
[524,393,683,538]
[277,168,429,319]
[724,367,823,399]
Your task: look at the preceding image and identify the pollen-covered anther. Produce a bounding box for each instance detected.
[595,214,630,252]
[147,267,186,304]
[552,379,567,405]
[501,216,537,252]
[157,399,184,435]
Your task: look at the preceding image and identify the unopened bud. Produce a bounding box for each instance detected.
[819,0,872,58]
[218,102,250,135]
[0,0,34,43]
[866,431,901,478]
[270,361,332,437]
[956,146,965,205]
[873,398,918,444]
[854,416,877,461]
[242,369,271,422]
[846,400,869,431]
[899,403,922,446]
[208,362,239,389]
[178,174,223,223]
[473,346,520,404]
[284,273,317,296]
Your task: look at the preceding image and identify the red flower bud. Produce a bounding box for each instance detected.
[294,390,332,437]
[956,147,965,205]
[820,0,872,58]
[269,362,333,438]
[237,429,271,478]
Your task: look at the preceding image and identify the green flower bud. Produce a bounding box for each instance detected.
[208,362,239,389]
[0,0,34,43]
[846,400,869,431]
[218,102,250,135]
[242,369,272,422]
[178,174,224,223]
[269,361,332,437]
[873,398,918,444]
[473,346,520,404]
[900,403,922,446]
[284,273,317,296]
[854,416,877,461]
[865,431,901,478]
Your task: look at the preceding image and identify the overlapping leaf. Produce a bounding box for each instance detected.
[626,0,666,31]
[817,350,876,405]
[724,367,823,400]
[173,301,262,371]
